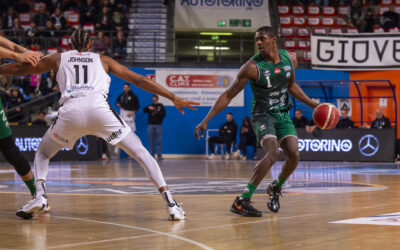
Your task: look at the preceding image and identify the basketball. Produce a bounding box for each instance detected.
[312,103,340,129]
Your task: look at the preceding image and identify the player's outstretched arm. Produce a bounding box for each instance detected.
[288,73,318,109]
[101,55,199,114]
[0,35,43,66]
[194,61,256,140]
[0,53,60,76]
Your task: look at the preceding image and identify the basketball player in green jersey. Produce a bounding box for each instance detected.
[0,35,43,204]
[195,26,318,217]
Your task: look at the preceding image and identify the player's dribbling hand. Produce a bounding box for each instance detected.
[194,122,207,140]
[16,50,44,67]
[172,96,199,115]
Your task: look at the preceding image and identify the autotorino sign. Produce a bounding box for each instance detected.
[156,69,244,106]
[311,33,400,71]
[277,128,395,162]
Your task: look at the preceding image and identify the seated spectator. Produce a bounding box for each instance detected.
[51,8,67,31]
[41,20,58,47]
[233,116,257,160]
[39,70,58,96]
[80,0,98,25]
[347,0,365,32]
[7,88,24,122]
[292,109,308,128]
[208,113,238,160]
[96,6,112,31]
[306,119,318,134]
[113,31,126,60]
[25,21,40,48]
[371,109,391,129]
[361,7,375,33]
[8,17,24,44]
[93,31,110,55]
[33,6,49,31]
[2,6,17,30]
[32,111,47,126]
[111,8,127,31]
[336,108,354,128]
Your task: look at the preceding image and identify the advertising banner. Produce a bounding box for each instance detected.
[156,68,244,106]
[0,126,98,162]
[311,34,400,71]
[260,128,395,162]
[175,0,269,31]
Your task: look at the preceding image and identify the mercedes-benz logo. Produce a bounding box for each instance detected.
[75,136,89,155]
[359,134,379,157]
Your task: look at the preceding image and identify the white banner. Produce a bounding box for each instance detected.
[311,34,400,71]
[174,0,269,31]
[155,69,243,107]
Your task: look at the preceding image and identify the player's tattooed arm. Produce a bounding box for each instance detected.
[194,61,257,139]
[0,53,59,75]
[101,55,199,114]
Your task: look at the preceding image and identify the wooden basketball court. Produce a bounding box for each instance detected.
[0,159,399,249]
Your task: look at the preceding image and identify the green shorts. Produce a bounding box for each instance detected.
[251,111,297,142]
[0,101,12,140]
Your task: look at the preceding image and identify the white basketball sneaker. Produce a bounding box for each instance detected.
[166,200,185,221]
[16,195,48,219]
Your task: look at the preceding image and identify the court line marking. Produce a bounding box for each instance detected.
[49,215,213,250]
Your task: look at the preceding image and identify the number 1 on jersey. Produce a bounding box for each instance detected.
[266,75,272,88]
[74,64,88,84]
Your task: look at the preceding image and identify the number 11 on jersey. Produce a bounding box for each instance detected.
[74,64,88,84]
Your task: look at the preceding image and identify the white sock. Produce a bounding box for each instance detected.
[162,190,174,204]
[35,181,46,197]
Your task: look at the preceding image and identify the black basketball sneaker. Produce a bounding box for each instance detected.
[230,196,262,217]
[266,181,282,213]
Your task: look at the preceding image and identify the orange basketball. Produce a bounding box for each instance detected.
[312,103,340,129]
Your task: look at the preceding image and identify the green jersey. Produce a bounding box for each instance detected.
[249,49,294,114]
[0,97,12,139]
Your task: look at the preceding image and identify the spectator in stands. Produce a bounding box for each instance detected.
[144,95,166,160]
[292,109,308,128]
[80,0,98,25]
[233,116,257,160]
[51,8,67,31]
[113,31,126,60]
[96,6,112,31]
[7,88,24,122]
[361,7,375,33]
[111,8,127,31]
[33,6,49,31]
[39,70,58,96]
[2,7,17,30]
[380,10,399,32]
[8,17,24,44]
[207,113,238,160]
[306,119,319,135]
[347,0,365,31]
[336,108,354,128]
[100,0,112,9]
[1,75,12,89]
[25,21,40,48]
[12,75,30,97]
[41,20,58,47]
[93,31,110,55]
[29,74,41,97]
[116,83,139,132]
[371,109,391,129]
[32,112,47,126]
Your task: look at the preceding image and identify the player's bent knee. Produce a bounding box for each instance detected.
[265,148,280,163]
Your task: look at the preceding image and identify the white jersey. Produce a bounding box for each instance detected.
[56,50,111,105]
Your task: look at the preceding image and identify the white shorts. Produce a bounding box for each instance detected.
[47,96,132,149]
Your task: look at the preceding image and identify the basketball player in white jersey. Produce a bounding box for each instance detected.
[0,29,199,220]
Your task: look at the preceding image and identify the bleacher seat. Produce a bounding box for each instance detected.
[346,28,359,33]
[82,24,95,34]
[336,17,347,26]
[374,27,385,33]
[66,12,80,26]
[283,40,296,50]
[33,2,46,12]
[378,6,391,15]
[322,6,335,16]
[302,51,312,62]
[47,48,58,54]
[395,0,400,4]
[278,5,290,15]
[394,6,400,14]
[281,27,294,38]
[18,12,31,24]
[322,17,335,26]
[330,28,342,34]
[313,27,327,34]
[280,16,292,26]
[292,5,305,15]
[293,16,306,26]
[307,6,320,15]
[338,6,349,16]
[307,17,321,26]
[60,36,71,47]
[298,40,310,49]
[381,0,392,4]
[297,27,310,38]
[389,27,400,32]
